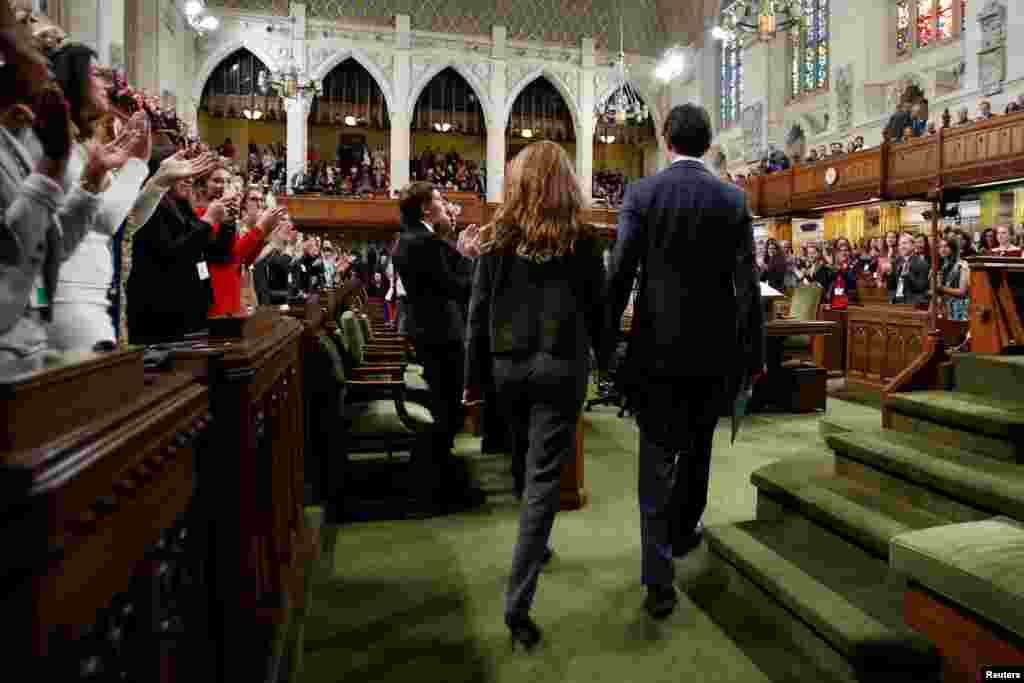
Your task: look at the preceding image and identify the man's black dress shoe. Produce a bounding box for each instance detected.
[643,585,678,619]
[505,613,542,651]
[672,521,704,558]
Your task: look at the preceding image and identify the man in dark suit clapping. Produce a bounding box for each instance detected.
[601,104,764,619]
[393,182,479,512]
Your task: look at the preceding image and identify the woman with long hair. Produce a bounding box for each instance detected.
[464,141,605,650]
[761,238,787,291]
[938,237,970,320]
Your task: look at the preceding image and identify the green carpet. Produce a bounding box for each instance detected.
[300,400,869,682]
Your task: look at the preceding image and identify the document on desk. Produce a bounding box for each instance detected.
[760,282,783,297]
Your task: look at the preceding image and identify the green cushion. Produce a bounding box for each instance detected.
[316,333,347,384]
[345,400,434,436]
[891,517,1024,640]
[341,311,365,365]
[789,286,823,322]
[357,315,371,343]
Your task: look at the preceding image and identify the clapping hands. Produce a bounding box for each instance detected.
[457,223,482,258]
[256,206,287,236]
[152,151,220,188]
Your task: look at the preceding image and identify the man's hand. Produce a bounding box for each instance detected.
[462,385,484,406]
[457,223,482,258]
[152,151,220,188]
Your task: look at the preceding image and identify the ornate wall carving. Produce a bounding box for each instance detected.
[742,101,765,162]
[507,62,579,111]
[977,0,1007,96]
[835,64,853,133]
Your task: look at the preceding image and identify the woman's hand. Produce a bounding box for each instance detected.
[203,199,227,225]
[457,224,482,258]
[256,206,287,236]
[82,129,138,190]
[152,151,220,188]
[33,86,73,164]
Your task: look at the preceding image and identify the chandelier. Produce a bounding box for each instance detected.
[595,0,648,126]
[258,18,323,100]
[184,0,218,34]
[712,0,803,44]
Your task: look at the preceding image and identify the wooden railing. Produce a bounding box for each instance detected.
[746,110,1024,216]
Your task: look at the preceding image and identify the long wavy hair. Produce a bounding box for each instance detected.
[481,141,590,261]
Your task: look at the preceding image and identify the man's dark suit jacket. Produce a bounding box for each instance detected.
[392,220,471,346]
[887,254,931,305]
[465,234,606,390]
[602,159,764,385]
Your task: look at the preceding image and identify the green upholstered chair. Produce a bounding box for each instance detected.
[314,332,433,518]
[783,285,824,352]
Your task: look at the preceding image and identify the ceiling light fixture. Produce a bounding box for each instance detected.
[596,0,648,126]
[599,134,616,144]
[520,128,533,138]
[184,0,218,34]
[712,0,803,45]
[243,108,263,120]
[258,17,322,99]
[654,46,687,83]
[344,115,357,126]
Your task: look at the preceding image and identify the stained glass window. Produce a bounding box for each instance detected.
[917,0,934,47]
[789,0,829,99]
[936,0,953,39]
[720,4,743,128]
[901,0,963,55]
[896,0,911,55]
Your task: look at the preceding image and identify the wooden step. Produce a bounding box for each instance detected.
[886,390,1024,463]
[752,458,986,560]
[698,520,940,682]
[825,430,1024,522]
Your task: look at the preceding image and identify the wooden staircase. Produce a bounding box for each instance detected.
[693,348,1024,682]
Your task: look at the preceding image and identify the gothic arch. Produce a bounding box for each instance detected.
[408,62,493,130]
[192,39,281,109]
[504,67,581,138]
[310,48,396,118]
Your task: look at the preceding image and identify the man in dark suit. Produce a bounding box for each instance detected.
[601,104,764,619]
[393,181,478,512]
[887,232,931,305]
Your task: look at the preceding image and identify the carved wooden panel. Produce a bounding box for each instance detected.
[942,111,1024,188]
[845,305,929,392]
[792,148,883,211]
[886,136,940,199]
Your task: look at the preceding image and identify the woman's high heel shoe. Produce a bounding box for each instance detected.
[506,614,542,652]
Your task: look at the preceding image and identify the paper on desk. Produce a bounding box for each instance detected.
[760,282,783,297]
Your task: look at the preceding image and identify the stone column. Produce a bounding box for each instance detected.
[124,0,159,92]
[389,14,412,192]
[486,25,507,202]
[284,93,314,194]
[577,37,595,205]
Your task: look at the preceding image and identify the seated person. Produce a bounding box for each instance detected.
[977,100,994,121]
[955,106,970,126]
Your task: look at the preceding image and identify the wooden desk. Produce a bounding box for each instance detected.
[2,367,211,680]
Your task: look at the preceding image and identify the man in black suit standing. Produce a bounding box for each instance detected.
[601,104,764,619]
[393,181,477,512]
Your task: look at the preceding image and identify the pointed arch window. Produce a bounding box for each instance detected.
[719,2,743,129]
[789,0,829,100]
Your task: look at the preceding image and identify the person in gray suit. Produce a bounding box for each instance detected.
[600,104,764,619]
[464,141,605,650]
[0,13,77,365]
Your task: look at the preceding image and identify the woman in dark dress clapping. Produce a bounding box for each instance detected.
[463,141,605,651]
